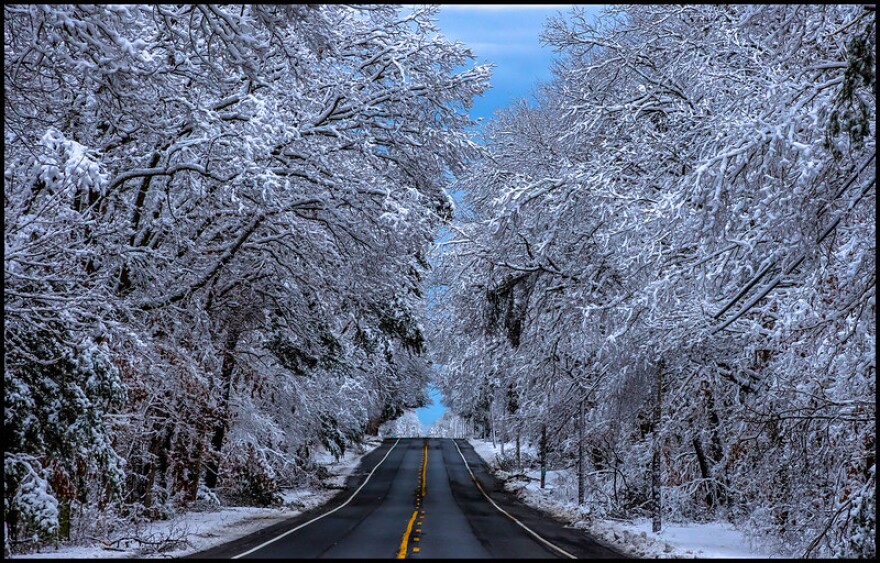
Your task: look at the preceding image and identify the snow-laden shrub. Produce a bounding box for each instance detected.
[223,444,282,508]
[837,478,876,558]
[193,484,222,511]
[4,327,126,548]
[3,456,59,543]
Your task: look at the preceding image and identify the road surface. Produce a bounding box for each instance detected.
[193,438,624,559]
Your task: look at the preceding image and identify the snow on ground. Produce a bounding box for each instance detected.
[11,439,383,559]
[468,438,780,559]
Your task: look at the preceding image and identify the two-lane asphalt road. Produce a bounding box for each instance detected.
[193,438,624,559]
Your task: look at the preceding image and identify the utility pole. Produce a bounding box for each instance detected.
[652,359,663,533]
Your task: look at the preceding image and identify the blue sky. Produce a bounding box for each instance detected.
[415,4,604,428]
[435,4,580,122]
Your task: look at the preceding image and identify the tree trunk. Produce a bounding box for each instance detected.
[704,383,727,506]
[516,431,521,471]
[652,360,663,533]
[365,415,384,436]
[58,498,71,541]
[540,423,547,489]
[491,403,497,447]
[204,329,240,490]
[500,415,505,456]
[693,436,714,509]
[117,152,161,294]
[143,439,159,509]
[156,422,175,496]
[187,437,203,503]
[578,397,585,505]
[693,436,710,480]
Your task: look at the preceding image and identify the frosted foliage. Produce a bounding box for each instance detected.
[379,410,423,438]
[4,3,487,553]
[5,456,60,542]
[431,4,874,558]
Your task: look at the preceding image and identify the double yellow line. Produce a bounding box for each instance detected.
[397,442,428,558]
[420,442,427,497]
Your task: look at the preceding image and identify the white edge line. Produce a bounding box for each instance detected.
[233,438,401,559]
[453,439,577,559]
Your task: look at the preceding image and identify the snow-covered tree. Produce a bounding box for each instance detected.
[432,4,874,557]
[5,4,488,549]
[379,410,423,438]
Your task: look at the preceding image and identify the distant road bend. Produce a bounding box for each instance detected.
[194,438,624,559]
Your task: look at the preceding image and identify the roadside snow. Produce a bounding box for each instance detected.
[11,439,383,559]
[467,438,779,559]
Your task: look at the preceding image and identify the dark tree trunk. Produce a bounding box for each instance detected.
[540,424,547,489]
[58,498,71,541]
[156,422,175,494]
[364,415,383,436]
[652,360,663,533]
[693,436,710,480]
[578,398,585,505]
[705,386,724,465]
[186,438,203,503]
[516,431,521,470]
[703,383,728,506]
[117,152,161,294]
[142,431,164,509]
[204,330,240,490]
[693,436,715,508]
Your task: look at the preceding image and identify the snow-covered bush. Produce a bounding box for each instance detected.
[224,445,282,508]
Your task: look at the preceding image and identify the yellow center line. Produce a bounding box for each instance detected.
[397,442,430,558]
[396,510,418,559]
[421,444,428,497]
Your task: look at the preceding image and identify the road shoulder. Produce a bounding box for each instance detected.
[455,439,627,559]
[189,438,397,559]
